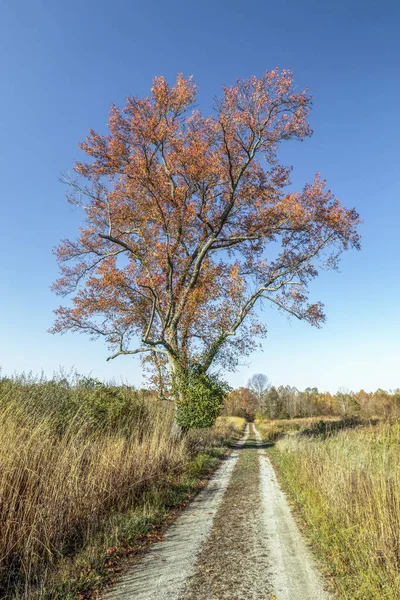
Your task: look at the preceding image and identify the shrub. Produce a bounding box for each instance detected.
[175,370,231,430]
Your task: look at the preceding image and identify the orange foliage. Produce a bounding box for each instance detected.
[225,387,258,421]
[52,70,360,377]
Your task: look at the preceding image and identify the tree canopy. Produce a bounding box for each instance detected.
[52,70,360,383]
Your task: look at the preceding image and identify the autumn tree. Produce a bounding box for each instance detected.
[264,386,280,419]
[52,70,360,425]
[225,387,258,421]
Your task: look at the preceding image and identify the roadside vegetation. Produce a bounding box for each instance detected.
[256,416,400,599]
[3,363,399,599]
[0,372,244,599]
[230,374,400,598]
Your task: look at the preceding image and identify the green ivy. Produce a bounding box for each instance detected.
[174,369,231,430]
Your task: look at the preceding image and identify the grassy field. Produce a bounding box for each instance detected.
[0,374,244,599]
[255,415,342,442]
[258,417,400,599]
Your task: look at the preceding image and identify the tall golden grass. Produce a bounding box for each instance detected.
[270,421,400,599]
[0,374,243,597]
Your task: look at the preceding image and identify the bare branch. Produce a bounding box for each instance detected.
[99,234,135,254]
[107,346,169,361]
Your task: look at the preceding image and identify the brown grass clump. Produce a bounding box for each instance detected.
[0,374,244,597]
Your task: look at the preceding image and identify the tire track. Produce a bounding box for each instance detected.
[180,423,273,600]
[255,425,331,600]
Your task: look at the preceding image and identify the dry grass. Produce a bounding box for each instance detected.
[255,416,341,442]
[270,421,400,599]
[217,415,247,431]
[0,375,244,598]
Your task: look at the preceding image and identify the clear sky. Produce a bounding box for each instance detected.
[1,0,399,393]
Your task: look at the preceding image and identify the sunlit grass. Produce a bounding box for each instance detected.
[270,422,400,599]
[0,374,243,598]
[217,415,246,431]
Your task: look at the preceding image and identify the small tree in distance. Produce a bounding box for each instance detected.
[51,70,360,428]
[248,373,270,413]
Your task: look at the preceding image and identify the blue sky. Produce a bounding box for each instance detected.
[1,0,399,392]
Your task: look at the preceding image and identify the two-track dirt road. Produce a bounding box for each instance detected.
[102,424,331,600]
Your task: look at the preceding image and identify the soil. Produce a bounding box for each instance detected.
[181,424,273,600]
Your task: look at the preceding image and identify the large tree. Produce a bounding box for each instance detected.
[52,70,360,396]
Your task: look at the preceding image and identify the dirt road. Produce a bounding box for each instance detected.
[102,424,330,600]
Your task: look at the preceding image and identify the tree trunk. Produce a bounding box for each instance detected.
[170,410,186,439]
[168,355,188,439]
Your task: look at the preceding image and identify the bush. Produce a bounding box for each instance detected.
[175,370,231,430]
[76,377,149,435]
[0,373,150,437]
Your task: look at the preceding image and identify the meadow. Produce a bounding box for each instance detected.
[0,373,244,599]
[3,369,399,600]
[257,417,400,599]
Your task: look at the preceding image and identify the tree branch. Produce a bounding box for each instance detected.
[107,346,169,361]
[99,234,135,254]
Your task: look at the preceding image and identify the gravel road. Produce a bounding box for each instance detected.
[102,427,249,600]
[255,427,330,600]
[102,424,331,600]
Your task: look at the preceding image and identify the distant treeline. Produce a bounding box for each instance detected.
[224,378,400,421]
[2,369,398,424]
